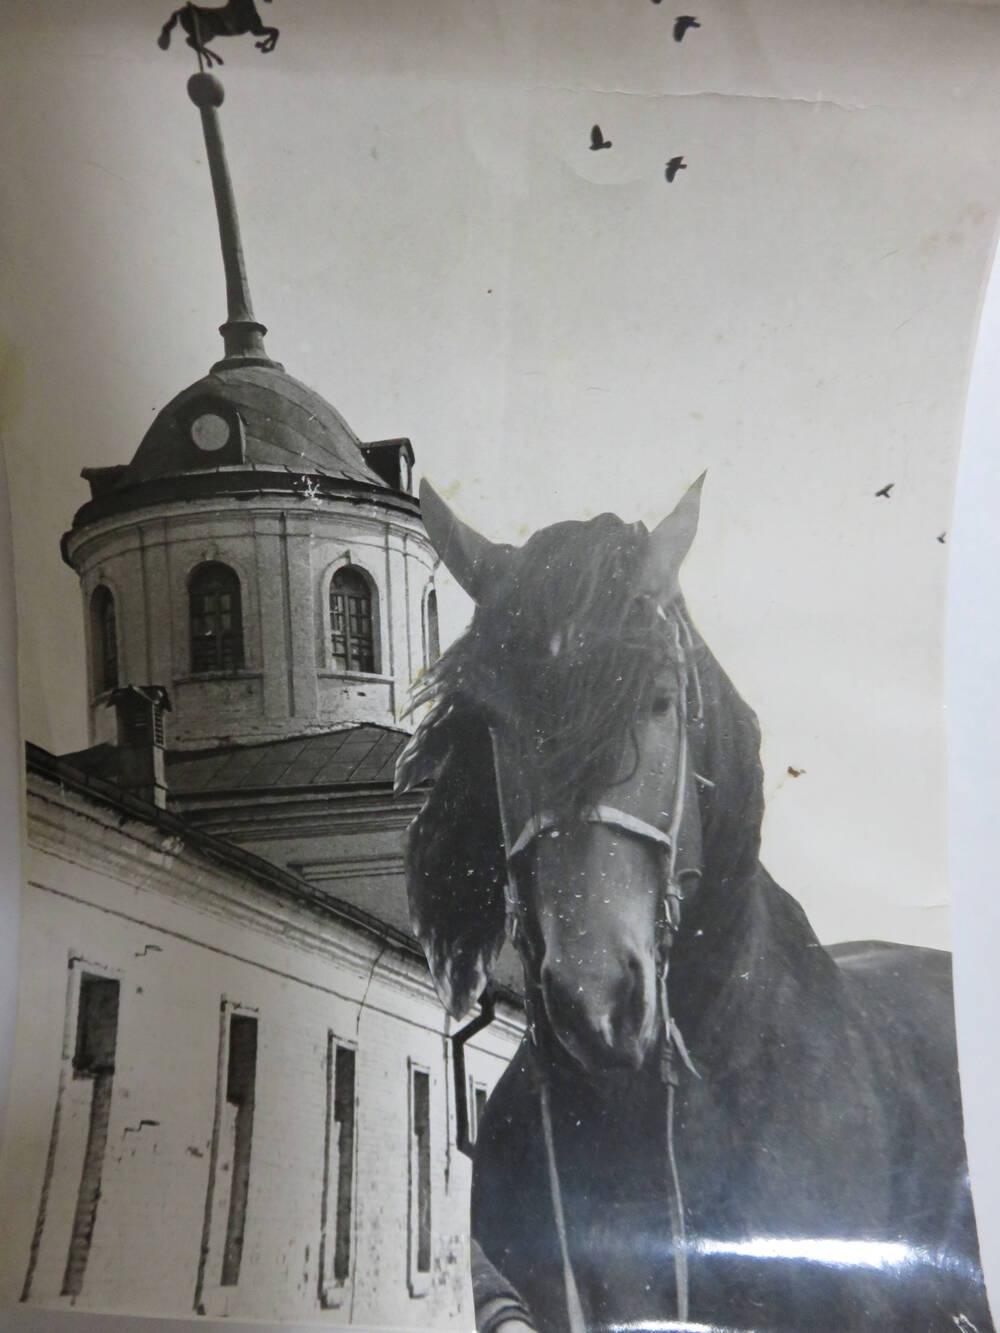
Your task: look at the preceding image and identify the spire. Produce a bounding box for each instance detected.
[187,72,280,371]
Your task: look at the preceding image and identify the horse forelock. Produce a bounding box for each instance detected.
[415,513,675,817]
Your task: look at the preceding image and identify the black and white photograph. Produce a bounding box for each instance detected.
[0,2,999,1330]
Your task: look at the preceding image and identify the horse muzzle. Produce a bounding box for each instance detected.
[539,948,659,1073]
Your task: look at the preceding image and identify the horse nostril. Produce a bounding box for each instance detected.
[541,951,653,1067]
[624,950,645,989]
[613,952,650,1035]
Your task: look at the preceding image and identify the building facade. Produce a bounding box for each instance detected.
[0,69,523,1325]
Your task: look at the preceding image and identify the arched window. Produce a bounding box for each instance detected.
[91,585,118,692]
[189,563,244,674]
[425,588,440,666]
[330,567,376,673]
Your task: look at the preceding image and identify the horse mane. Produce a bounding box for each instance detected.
[399,701,509,1018]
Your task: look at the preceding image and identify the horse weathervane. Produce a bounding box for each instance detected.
[158,0,279,68]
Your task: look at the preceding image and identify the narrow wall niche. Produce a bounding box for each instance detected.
[319,1038,357,1307]
[193,1002,259,1315]
[407,1064,431,1296]
[62,974,121,1297]
[220,1014,257,1287]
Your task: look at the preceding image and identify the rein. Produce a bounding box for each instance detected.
[489,609,702,1331]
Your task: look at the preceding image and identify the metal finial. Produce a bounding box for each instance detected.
[185,72,279,370]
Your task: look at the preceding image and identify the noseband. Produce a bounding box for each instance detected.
[489,609,704,1330]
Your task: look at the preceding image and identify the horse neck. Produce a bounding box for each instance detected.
[668,865,841,1072]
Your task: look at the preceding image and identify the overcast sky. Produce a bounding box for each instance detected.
[3,0,1000,945]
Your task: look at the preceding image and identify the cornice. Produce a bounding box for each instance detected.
[62,477,431,569]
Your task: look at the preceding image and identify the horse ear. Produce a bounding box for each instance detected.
[643,472,705,602]
[419,479,514,602]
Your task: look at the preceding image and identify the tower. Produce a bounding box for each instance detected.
[62,72,438,753]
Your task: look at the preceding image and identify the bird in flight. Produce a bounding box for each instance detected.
[674,15,701,40]
[875,483,894,498]
[937,531,947,544]
[590,125,612,151]
[665,155,687,182]
[787,766,806,778]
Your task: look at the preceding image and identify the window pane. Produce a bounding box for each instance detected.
[330,571,376,673]
[190,565,244,674]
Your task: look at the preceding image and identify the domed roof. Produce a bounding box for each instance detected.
[122,362,384,489]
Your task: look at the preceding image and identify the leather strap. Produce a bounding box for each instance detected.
[509,804,674,861]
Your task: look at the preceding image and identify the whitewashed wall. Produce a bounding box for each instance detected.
[0,775,521,1324]
[67,496,435,748]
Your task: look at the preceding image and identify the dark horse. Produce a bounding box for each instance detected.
[396,478,994,1333]
[158,0,278,66]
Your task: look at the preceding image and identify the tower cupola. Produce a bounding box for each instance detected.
[62,70,437,752]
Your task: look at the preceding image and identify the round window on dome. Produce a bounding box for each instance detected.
[190,412,231,452]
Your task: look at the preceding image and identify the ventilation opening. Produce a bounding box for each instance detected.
[120,704,151,747]
[220,1015,257,1288]
[61,975,120,1297]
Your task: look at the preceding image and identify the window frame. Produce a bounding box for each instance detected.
[220,1012,257,1289]
[18,956,124,1304]
[192,997,259,1314]
[406,1059,432,1298]
[468,1076,489,1147]
[187,562,246,677]
[319,1035,358,1308]
[423,584,440,668]
[326,563,381,675]
[90,584,119,695]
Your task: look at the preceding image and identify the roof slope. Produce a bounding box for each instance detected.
[166,725,408,794]
[122,363,383,488]
[26,740,524,1006]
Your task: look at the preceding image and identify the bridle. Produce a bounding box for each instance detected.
[489,607,705,1331]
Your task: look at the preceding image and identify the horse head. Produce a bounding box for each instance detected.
[399,478,720,1077]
